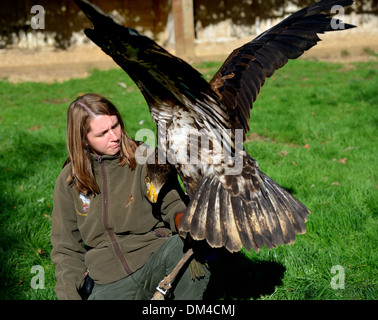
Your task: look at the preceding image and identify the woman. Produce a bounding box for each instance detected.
[50,93,210,300]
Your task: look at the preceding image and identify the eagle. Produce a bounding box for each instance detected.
[74,0,355,254]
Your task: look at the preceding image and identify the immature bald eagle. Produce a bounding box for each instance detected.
[75,0,355,253]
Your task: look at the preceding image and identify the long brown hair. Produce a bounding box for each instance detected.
[65,93,138,195]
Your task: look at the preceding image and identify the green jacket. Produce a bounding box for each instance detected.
[50,154,186,300]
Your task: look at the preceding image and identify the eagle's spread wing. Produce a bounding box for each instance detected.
[74,0,230,133]
[75,0,355,253]
[210,0,355,140]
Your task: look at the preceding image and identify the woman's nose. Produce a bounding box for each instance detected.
[109,129,117,139]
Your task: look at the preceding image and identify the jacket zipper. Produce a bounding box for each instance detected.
[98,156,132,275]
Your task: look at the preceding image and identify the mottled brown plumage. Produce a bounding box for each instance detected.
[75,0,355,253]
[144,148,177,203]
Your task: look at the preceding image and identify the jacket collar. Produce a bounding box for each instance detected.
[90,152,120,164]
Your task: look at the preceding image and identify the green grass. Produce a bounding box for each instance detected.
[0,59,377,300]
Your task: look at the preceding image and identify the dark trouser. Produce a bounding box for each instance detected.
[88,235,210,300]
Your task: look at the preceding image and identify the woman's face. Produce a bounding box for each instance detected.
[86,115,122,156]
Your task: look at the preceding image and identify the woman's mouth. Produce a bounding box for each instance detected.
[110,142,120,149]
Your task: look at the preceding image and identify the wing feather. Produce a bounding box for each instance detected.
[209,0,355,140]
[231,196,256,252]
[205,178,223,247]
[185,176,211,240]
[180,169,310,253]
[219,188,243,252]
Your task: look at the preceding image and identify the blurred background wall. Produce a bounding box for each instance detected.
[0,0,376,50]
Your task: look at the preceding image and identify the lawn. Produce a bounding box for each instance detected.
[0,58,376,300]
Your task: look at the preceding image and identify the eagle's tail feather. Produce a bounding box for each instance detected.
[179,172,310,253]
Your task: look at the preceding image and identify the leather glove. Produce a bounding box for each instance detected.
[78,273,94,300]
